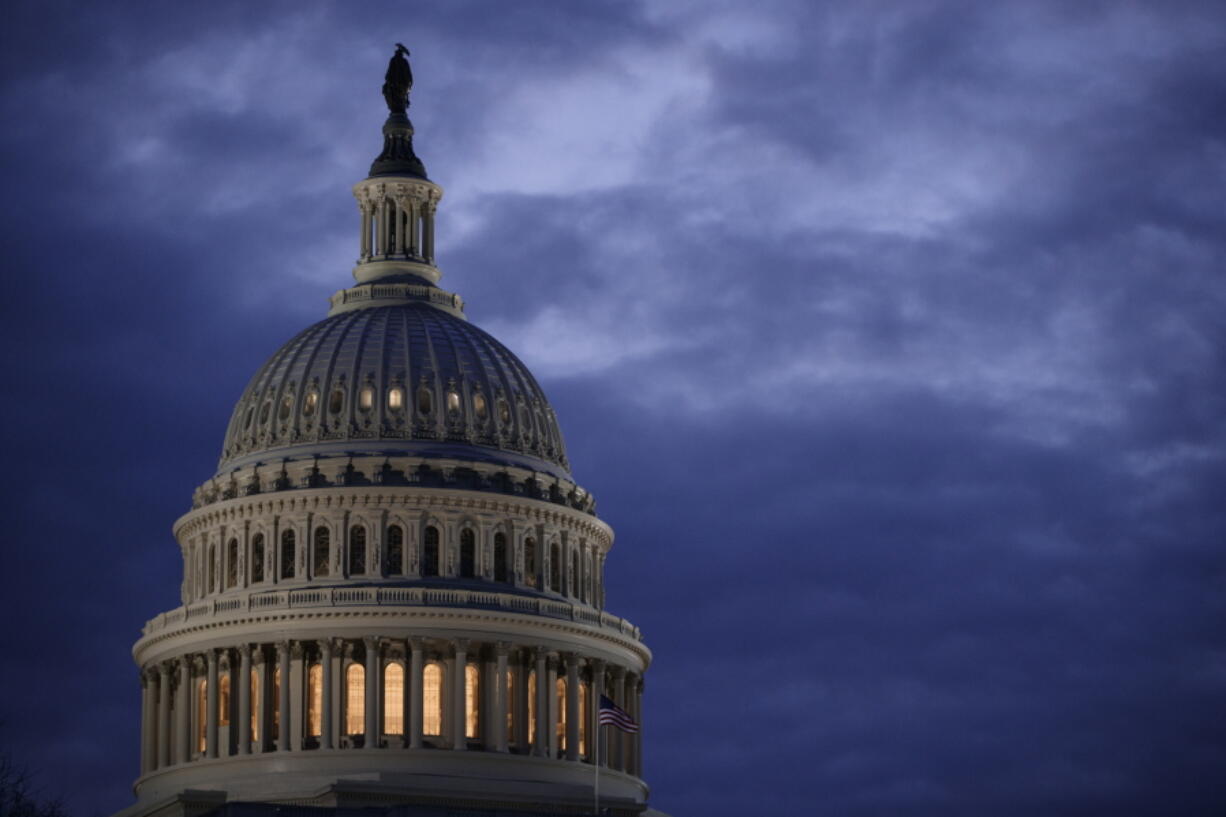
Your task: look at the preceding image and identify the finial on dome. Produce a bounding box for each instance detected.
[370,43,428,178]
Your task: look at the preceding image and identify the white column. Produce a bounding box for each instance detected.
[139,670,151,774]
[157,664,171,769]
[533,647,548,757]
[408,637,424,749]
[360,201,372,259]
[277,641,292,752]
[634,678,644,777]
[565,654,580,761]
[320,639,334,749]
[494,642,509,752]
[176,657,191,764]
[453,639,468,750]
[254,648,269,753]
[205,651,219,759]
[290,643,305,750]
[591,660,605,767]
[423,203,435,264]
[546,654,559,758]
[237,644,251,755]
[364,636,380,749]
[393,198,406,256]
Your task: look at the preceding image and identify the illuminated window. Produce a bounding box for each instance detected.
[219,675,231,727]
[549,542,560,593]
[227,538,238,588]
[252,534,265,583]
[280,529,295,579]
[524,538,537,588]
[314,527,330,577]
[348,525,366,575]
[273,666,281,741]
[556,677,566,753]
[328,388,344,415]
[386,525,404,574]
[303,390,318,417]
[473,392,488,421]
[494,533,508,583]
[506,667,515,743]
[417,387,433,416]
[278,395,292,421]
[384,663,404,734]
[197,679,207,752]
[359,386,374,412]
[250,669,260,742]
[307,664,322,737]
[422,525,439,577]
[346,663,365,735]
[423,662,443,736]
[387,386,404,411]
[579,681,588,757]
[446,389,461,414]
[498,399,510,425]
[527,669,536,745]
[460,529,475,578]
[465,663,479,739]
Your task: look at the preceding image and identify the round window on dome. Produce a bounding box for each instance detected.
[278,395,292,421]
[259,400,272,425]
[329,388,344,415]
[498,399,510,425]
[446,390,461,415]
[417,388,433,416]
[359,386,374,412]
[303,390,318,417]
[473,392,488,421]
[387,386,404,412]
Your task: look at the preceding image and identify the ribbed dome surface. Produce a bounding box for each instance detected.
[218,303,569,476]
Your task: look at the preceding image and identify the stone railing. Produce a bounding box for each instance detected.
[144,586,641,641]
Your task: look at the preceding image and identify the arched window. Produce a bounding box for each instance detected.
[278,395,292,421]
[384,663,405,734]
[556,677,567,754]
[303,389,318,417]
[505,667,515,744]
[219,674,231,726]
[250,669,260,742]
[494,533,508,583]
[549,541,561,593]
[307,664,322,737]
[423,662,443,736]
[422,525,439,577]
[386,525,404,575]
[460,528,476,578]
[358,385,374,412]
[568,549,577,597]
[227,539,239,588]
[314,527,330,577]
[348,525,366,575]
[524,538,537,588]
[196,678,207,752]
[328,388,344,415]
[252,534,265,583]
[465,662,479,740]
[527,669,537,745]
[387,386,404,411]
[473,392,488,421]
[280,530,296,579]
[346,663,364,735]
[417,387,433,416]
[446,389,461,415]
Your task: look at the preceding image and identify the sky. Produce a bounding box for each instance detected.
[1,1,1224,815]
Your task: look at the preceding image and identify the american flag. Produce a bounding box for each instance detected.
[598,694,639,733]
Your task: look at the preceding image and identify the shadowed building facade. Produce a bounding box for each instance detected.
[118,50,660,817]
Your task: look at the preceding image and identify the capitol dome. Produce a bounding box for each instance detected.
[219,302,570,478]
[119,47,658,817]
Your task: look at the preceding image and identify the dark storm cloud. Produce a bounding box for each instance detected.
[2,2,1224,816]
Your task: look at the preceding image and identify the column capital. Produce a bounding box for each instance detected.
[179,654,192,671]
[612,665,627,681]
[408,635,425,651]
[290,641,304,659]
[205,648,219,667]
[590,658,606,673]
[237,643,252,659]
[252,648,266,667]
[495,641,512,657]
[454,638,469,654]
[363,635,380,651]
[157,661,171,678]
[192,655,207,673]
[276,640,290,655]
[562,652,579,669]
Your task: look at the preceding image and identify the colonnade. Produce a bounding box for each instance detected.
[359,194,436,264]
[138,636,643,780]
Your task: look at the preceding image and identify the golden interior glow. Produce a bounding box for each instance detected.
[384,662,405,734]
[465,663,479,739]
[473,392,488,420]
[359,386,374,411]
[197,679,207,752]
[307,664,322,737]
[527,670,536,745]
[579,681,588,757]
[506,668,514,742]
[250,669,260,741]
[303,390,318,416]
[423,662,442,736]
[273,666,281,739]
[388,387,404,410]
[219,675,231,726]
[346,663,365,735]
[446,390,461,414]
[556,677,566,751]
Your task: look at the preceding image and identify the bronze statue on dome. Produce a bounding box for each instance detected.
[382,43,413,114]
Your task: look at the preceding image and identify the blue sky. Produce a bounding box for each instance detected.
[1,2,1224,815]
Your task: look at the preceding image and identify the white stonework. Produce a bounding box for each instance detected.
[117,63,661,817]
